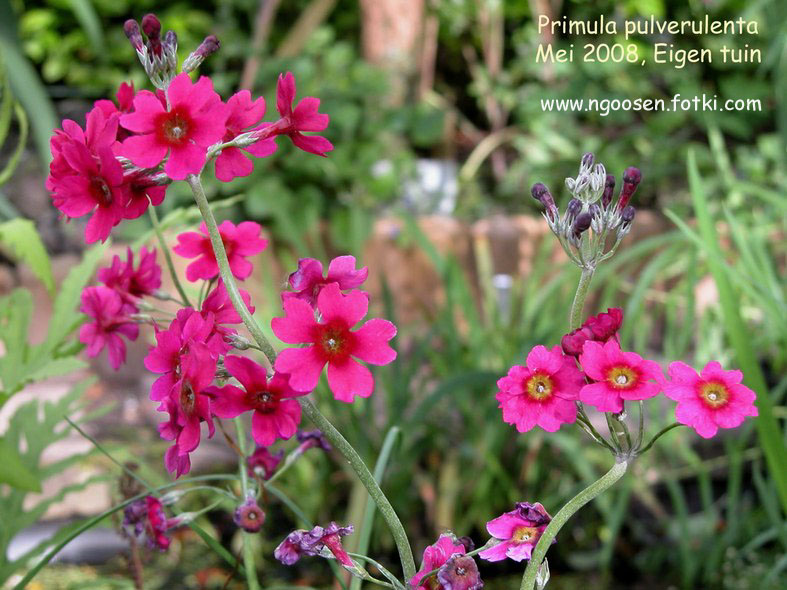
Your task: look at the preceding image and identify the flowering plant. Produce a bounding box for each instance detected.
[15,13,760,590]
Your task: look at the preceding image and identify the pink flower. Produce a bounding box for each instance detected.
[579,340,663,413]
[271,72,333,157]
[479,502,552,562]
[274,523,354,567]
[119,73,228,180]
[214,90,277,182]
[496,345,585,433]
[247,446,284,479]
[94,81,135,142]
[437,554,483,590]
[200,282,255,340]
[123,495,180,551]
[97,247,161,303]
[79,286,139,370]
[173,221,267,282]
[121,173,168,221]
[663,361,758,439]
[283,255,368,307]
[209,355,306,446]
[411,534,467,590]
[561,308,622,357]
[272,283,397,402]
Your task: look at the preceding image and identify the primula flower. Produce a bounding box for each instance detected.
[411,533,467,590]
[208,355,306,446]
[479,502,552,562]
[283,255,368,307]
[561,308,623,357]
[97,247,161,303]
[271,72,333,157]
[274,523,354,567]
[173,221,267,282]
[663,361,758,439]
[437,554,484,590]
[79,286,139,370]
[94,82,135,142]
[272,283,397,402]
[119,73,228,180]
[579,340,663,413]
[496,345,585,433]
[247,445,284,479]
[234,497,266,533]
[123,496,180,551]
[214,90,277,182]
[200,282,255,339]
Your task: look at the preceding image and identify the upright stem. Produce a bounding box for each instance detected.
[234,417,262,590]
[185,173,416,582]
[520,460,629,590]
[148,205,192,307]
[569,267,594,330]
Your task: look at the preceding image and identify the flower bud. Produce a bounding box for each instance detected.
[566,198,582,219]
[588,203,601,219]
[530,183,557,221]
[581,152,595,170]
[124,20,144,52]
[602,174,615,208]
[621,205,636,224]
[182,35,221,73]
[234,497,266,533]
[572,212,592,237]
[616,166,641,210]
[141,13,161,40]
[458,536,475,552]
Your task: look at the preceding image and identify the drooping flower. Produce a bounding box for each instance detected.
[274,523,354,567]
[247,446,284,479]
[296,429,332,453]
[200,281,255,340]
[79,286,139,370]
[496,345,585,433]
[94,81,135,142]
[663,361,758,439]
[173,221,267,282]
[578,339,663,413]
[123,495,180,551]
[561,308,623,357]
[479,502,552,563]
[272,283,397,402]
[121,172,168,221]
[119,73,228,180]
[209,356,306,446]
[97,247,161,303]
[283,255,368,307]
[270,72,333,157]
[411,533,467,590]
[234,497,266,533]
[437,554,484,590]
[214,90,277,182]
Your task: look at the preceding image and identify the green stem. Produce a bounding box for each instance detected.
[235,417,262,590]
[569,267,595,330]
[637,422,683,455]
[148,205,191,307]
[186,173,277,365]
[300,398,416,581]
[520,461,629,590]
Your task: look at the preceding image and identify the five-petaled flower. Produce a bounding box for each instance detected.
[437,553,484,590]
[411,533,467,590]
[272,283,397,401]
[479,502,552,562]
[663,361,758,439]
[579,340,663,413]
[496,345,585,433]
[271,71,333,157]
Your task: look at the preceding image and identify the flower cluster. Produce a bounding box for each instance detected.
[122,495,182,551]
[411,533,482,590]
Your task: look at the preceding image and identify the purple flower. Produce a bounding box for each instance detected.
[437,554,483,590]
[275,522,354,566]
[234,497,266,533]
[296,429,332,453]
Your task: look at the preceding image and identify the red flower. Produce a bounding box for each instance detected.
[79,286,138,370]
[270,72,333,157]
[97,247,161,303]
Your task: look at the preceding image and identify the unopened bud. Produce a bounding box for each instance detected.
[530,183,557,221]
[621,205,636,224]
[182,35,221,73]
[617,167,642,210]
[566,198,582,220]
[572,212,592,237]
[581,152,595,170]
[141,14,161,39]
[589,203,601,219]
[229,334,253,350]
[124,20,144,52]
[158,490,186,506]
[602,174,615,208]
[458,536,475,552]
[234,497,266,533]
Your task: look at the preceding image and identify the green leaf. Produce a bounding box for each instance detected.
[0,436,40,492]
[0,218,54,296]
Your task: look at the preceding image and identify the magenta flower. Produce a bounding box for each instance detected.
[121,173,168,221]
[214,90,277,182]
[579,340,663,413]
[274,523,354,567]
[479,502,552,562]
[173,221,267,282]
[247,446,284,479]
[411,533,467,590]
[437,554,483,590]
[496,345,585,433]
[234,497,266,533]
[123,495,180,551]
[119,73,228,180]
[209,355,306,446]
[97,247,161,304]
[283,255,368,307]
[79,286,139,370]
[200,281,255,342]
[94,81,135,142]
[663,361,758,439]
[271,72,333,157]
[561,308,623,357]
[272,283,397,402]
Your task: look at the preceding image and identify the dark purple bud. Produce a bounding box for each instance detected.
[621,205,636,224]
[589,203,601,219]
[572,212,592,237]
[124,20,144,51]
[458,536,475,552]
[163,30,177,51]
[602,174,616,208]
[581,152,595,169]
[234,498,266,533]
[196,35,220,58]
[566,198,582,219]
[437,554,484,590]
[141,14,161,39]
[530,183,557,220]
[617,166,642,210]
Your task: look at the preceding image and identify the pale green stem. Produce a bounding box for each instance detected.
[569,267,594,330]
[520,461,629,590]
[148,205,191,307]
[637,422,683,455]
[235,416,262,590]
[185,173,416,582]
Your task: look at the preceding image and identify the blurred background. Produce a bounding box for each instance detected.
[0,0,785,588]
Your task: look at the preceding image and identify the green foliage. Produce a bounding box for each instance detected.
[0,218,55,295]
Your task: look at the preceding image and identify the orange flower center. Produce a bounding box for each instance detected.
[699,382,729,408]
[606,366,637,389]
[526,373,553,401]
[512,525,539,543]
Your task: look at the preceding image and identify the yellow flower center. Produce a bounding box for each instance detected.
[526,374,553,401]
[700,382,729,408]
[607,366,637,389]
[512,525,539,543]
